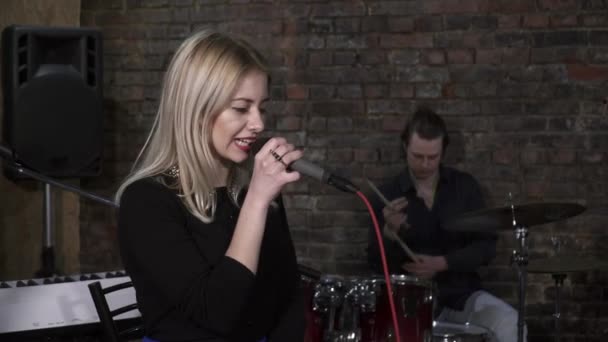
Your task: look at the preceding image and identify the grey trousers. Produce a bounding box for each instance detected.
[436,290,528,342]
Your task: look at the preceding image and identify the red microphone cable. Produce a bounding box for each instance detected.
[355,190,401,342]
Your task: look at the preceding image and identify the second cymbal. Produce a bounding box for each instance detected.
[444,202,586,232]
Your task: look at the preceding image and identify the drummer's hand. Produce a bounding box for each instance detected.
[402,255,448,280]
[382,197,409,233]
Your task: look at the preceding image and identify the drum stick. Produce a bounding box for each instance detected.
[365,178,420,263]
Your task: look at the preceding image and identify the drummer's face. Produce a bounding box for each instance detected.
[405,132,443,181]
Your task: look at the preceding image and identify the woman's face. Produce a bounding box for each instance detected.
[211,69,268,166]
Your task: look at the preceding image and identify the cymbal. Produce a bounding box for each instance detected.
[528,255,605,274]
[444,202,585,232]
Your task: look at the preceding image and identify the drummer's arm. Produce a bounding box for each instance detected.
[367,199,410,274]
[444,234,497,272]
[444,175,497,272]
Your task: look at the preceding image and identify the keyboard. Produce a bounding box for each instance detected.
[0,270,140,336]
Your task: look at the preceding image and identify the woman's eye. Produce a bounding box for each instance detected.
[233,107,248,113]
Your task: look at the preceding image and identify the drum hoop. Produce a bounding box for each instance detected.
[390,274,433,287]
[319,274,345,282]
[433,322,490,337]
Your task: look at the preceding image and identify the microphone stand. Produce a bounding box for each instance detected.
[1,154,117,278]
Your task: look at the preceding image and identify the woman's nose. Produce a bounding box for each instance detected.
[248,109,265,133]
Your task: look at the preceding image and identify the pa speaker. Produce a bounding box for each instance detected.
[2,25,103,179]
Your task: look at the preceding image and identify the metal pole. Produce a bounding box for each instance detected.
[517,265,527,342]
[514,225,529,342]
[37,183,56,277]
[552,274,566,342]
[43,183,53,248]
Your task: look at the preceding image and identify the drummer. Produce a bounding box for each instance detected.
[366,107,526,342]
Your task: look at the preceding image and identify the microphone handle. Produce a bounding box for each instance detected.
[288,159,328,183]
[328,174,359,193]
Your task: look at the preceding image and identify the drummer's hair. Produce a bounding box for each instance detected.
[400,106,449,151]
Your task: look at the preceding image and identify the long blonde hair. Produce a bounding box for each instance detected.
[116,29,269,222]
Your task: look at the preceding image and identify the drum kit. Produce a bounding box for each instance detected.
[301,200,602,342]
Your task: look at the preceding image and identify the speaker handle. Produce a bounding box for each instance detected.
[0,144,117,208]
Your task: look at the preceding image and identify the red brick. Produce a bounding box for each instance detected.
[549,149,576,164]
[538,0,578,11]
[498,15,522,29]
[364,85,388,99]
[566,64,608,81]
[493,148,517,164]
[549,15,578,28]
[286,84,308,100]
[502,48,530,64]
[462,33,489,48]
[582,15,608,27]
[309,51,332,66]
[277,117,302,131]
[423,49,446,65]
[476,49,502,64]
[523,14,549,29]
[521,148,547,165]
[389,84,414,98]
[387,17,415,32]
[578,151,604,164]
[447,49,474,64]
[497,0,536,13]
[442,83,457,98]
[354,148,379,162]
[382,116,406,131]
[327,148,353,162]
[379,33,434,48]
[422,0,483,14]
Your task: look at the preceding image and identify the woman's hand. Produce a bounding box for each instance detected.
[248,137,303,204]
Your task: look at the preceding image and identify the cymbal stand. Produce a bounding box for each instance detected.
[551,273,567,342]
[510,194,528,342]
[512,224,529,342]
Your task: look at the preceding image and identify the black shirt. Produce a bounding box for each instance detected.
[118,178,304,341]
[367,166,497,311]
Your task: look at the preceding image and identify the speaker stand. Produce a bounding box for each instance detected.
[1,146,118,278]
[36,183,57,278]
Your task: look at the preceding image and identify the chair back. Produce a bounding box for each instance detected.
[88,280,143,342]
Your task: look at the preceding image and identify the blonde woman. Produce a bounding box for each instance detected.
[116,30,305,342]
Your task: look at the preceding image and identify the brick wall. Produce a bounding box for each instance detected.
[80,1,608,340]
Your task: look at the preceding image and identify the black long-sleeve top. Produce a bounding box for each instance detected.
[118,178,304,342]
[367,166,497,311]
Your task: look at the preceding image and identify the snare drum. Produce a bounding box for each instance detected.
[360,275,434,342]
[312,274,347,341]
[432,321,490,342]
[301,273,322,342]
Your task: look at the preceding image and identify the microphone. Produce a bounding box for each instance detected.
[251,137,359,193]
[288,159,359,193]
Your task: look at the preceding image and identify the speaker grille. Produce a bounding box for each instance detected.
[2,25,104,179]
[17,33,28,86]
[86,35,97,87]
